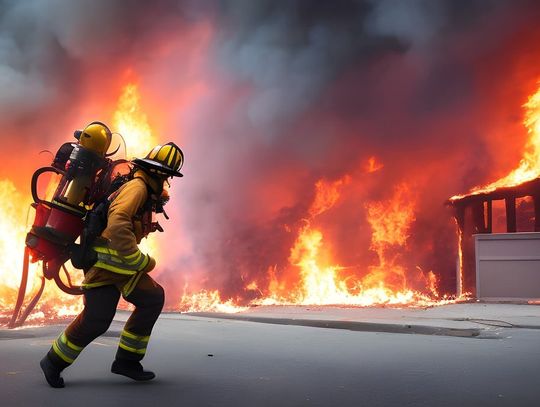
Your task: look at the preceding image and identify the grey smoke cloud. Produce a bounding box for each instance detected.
[215,0,393,134]
[211,0,510,135]
[0,0,514,129]
[365,0,445,46]
[0,0,209,125]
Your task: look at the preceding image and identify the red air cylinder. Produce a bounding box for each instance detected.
[26,203,84,263]
[46,207,84,239]
[33,202,51,228]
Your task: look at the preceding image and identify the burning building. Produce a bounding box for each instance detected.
[449,87,540,300]
[449,177,540,298]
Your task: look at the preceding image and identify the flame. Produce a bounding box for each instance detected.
[289,225,345,304]
[112,83,159,259]
[0,180,39,313]
[182,177,455,312]
[448,85,540,302]
[113,83,156,160]
[452,83,540,200]
[366,183,415,248]
[237,179,449,309]
[426,270,439,298]
[367,156,384,173]
[0,179,83,326]
[179,289,248,313]
[455,218,464,297]
[362,183,416,295]
[245,176,352,306]
[2,81,457,323]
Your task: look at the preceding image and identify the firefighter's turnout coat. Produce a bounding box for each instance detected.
[82,170,159,296]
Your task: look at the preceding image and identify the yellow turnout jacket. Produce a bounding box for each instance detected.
[82,170,160,296]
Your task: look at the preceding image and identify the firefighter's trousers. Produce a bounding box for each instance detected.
[47,274,164,370]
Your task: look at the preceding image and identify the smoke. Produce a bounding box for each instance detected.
[2,0,540,304]
[0,0,206,128]
[178,0,540,298]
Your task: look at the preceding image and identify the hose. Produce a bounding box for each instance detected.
[8,247,30,328]
[14,275,46,328]
[53,264,83,296]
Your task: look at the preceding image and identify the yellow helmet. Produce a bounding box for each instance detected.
[77,121,113,156]
[132,142,184,177]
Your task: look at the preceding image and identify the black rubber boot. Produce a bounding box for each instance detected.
[40,355,65,388]
[111,359,155,381]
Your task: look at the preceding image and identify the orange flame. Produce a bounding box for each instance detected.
[181,176,455,312]
[113,84,156,160]
[455,218,464,297]
[367,156,384,173]
[362,183,416,295]
[0,178,82,325]
[113,83,159,259]
[240,179,449,309]
[179,289,248,313]
[452,83,540,200]
[0,180,39,313]
[309,177,350,217]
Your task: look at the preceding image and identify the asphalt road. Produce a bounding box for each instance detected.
[1,313,540,407]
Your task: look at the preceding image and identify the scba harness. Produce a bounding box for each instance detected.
[72,171,169,272]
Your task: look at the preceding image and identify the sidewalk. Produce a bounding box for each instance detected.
[181,302,540,338]
[4,302,540,340]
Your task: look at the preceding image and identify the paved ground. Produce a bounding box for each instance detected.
[1,303,540,406]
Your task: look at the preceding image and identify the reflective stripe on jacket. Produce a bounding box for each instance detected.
[93,246,150,275]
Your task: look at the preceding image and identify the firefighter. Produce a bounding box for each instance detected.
[39,140,184,388]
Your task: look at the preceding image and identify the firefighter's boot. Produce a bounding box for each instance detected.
[111,359,155,381]
[40,355,65,388]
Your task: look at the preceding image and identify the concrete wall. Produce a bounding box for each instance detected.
[475,232,540,301]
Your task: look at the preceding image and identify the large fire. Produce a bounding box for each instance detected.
[448,83,540,298]
[178,83,540,312]
[113,84,157,160]
[1,80,458,322]
[16,80,540,324]
[451,84,540,200]
[180,178,446,312]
